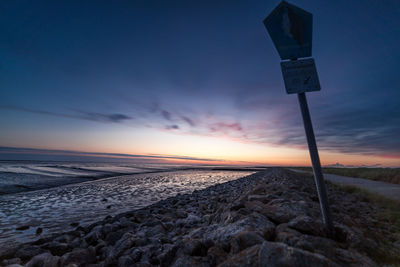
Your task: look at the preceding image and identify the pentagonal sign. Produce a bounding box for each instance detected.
[264,1,312,60]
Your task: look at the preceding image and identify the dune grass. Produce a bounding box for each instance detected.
[297,167,400,184]
[333,183,400,264]
[339,184,400,232]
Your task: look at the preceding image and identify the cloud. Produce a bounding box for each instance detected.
[161,110,172,121]
[209,122,243,133]
[0,106,132,123]
[0,146,225,163]
[77,111,132,123]
[165,125,180,130]
[181,116,196,127]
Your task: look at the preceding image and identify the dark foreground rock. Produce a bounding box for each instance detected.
[1,168,399,266]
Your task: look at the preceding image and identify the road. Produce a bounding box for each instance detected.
[290,169,400,201]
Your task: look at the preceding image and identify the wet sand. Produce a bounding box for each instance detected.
[0,170,254,248]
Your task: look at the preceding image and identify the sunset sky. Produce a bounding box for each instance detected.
[1,0,399,167]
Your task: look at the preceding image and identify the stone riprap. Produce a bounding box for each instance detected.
[1,168,399,266]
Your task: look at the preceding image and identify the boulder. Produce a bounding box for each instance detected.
[247,194,274,204]
[258,241,339,267]
[205,213,275,243]
[15,246,46,261]
[25,253,60,267]
[261,201,309,224]
[60,247,96,266]
[108,232,136,258]
[230,231,265,253]
[218,244,261,267]
[42,241,71,256]
[287,215,325,237]
[182,239,207,256]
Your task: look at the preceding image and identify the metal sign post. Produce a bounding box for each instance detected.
[264,1,335,238]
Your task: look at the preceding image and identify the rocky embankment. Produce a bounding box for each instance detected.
[1,168,399,266]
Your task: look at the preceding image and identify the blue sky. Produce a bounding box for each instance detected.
[0,0,399,166]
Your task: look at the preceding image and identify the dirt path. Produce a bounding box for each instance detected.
[290,168,400,201]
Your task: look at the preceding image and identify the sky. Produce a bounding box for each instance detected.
[0,0,399,166]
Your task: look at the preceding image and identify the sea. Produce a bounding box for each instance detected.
[0,160,260,248]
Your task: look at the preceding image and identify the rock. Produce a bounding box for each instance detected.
[258,241,339,267]
[158,244,177,266]
[230,201,245,211]
[244,200,264,212]
[171,255,209,267]
[102,223,113,234]
[205,213,275,243]
[207,245,227,266]
[15,246,46,261]
[25,252,60,267]
[175,210,187,219]
[261,201,309,224]
[145,224,165,236]
[104,230,124,246]
[15,225,29,231]
[118,255,134,267]
[218,244,261,267]
[247,194,273,204]
[53,234,74,244]
[1,258,21,266]
[182,239,206,256]
[36,227,43,235]
[108,232,136,258]
[95,240,106,253]
[119,216,132,227]
[42,241,71,256]
[287,215,325,236]
[334,247,377,266]
[60,247,96,266]
[70,222,79,227]
[184,214,201,225]
[230,231,265,253]
[130,248,143,262]
[84,225,103,245]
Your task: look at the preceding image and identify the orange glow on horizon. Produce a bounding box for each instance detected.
[2,125,399,167]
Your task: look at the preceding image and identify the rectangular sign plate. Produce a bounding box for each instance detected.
[280,58,320,94]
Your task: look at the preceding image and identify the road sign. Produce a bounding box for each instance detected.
[263,1,312,60]
[263,1,335,239]
[281,58,320,94]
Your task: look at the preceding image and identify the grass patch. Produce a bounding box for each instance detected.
[334,183,400,264]
[297,167,400,184]
[339,184,400,232]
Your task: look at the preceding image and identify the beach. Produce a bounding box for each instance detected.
[1,168,399,266]
[0,162,255,248]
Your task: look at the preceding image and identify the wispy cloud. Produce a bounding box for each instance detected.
[0,106,132,123]
[165,125,179,130]
[0,146,227,163]
[161,110,172,121]
[181,116,196,127]
[139,97,400,158]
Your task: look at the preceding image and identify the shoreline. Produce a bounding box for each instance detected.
[0,166,265,195]
[0,169,255,248]
[1,168,399,266]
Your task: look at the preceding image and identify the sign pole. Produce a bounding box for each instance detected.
[297,92,335,238]
[263,1,336,239]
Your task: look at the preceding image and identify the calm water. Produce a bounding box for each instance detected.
[0,161,255,248]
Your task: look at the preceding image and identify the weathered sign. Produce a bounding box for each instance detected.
[280,58,320,94]
[263,1,312,60]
